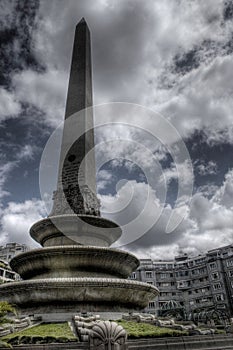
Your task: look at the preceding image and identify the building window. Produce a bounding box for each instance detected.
[158,301,167,308]
[215,294,224,302]
[176,271,189,277]
[161,282,170,287]
[226,259,233,267]
[195,258,206,264]
[213,283,221,290]
[130,272,136,279]
[199,267,207,274]
[228,270,233,277]
[211,272,219,280]
[148,301,155,309]
[160,273,168,279]
[5,271,14,279]
[145,271,152,279]
[209,262,217,269]
[177,280,190,288]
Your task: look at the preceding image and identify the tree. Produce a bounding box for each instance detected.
[0,301,17,348]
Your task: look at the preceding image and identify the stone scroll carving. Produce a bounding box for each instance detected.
[74,316,128,349]
[90,321,127,350]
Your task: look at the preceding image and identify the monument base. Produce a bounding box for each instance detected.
[0,277,158,317]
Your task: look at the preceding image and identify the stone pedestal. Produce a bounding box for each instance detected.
[0,215,159,317]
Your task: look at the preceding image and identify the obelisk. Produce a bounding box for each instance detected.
[51,18,100,217]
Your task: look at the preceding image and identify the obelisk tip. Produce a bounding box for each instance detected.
[77,17,87,26]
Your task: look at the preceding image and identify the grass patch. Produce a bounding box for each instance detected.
[116,320,188,339]
[2,323,77,345]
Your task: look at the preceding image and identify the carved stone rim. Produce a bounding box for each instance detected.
[10,245,140,279]
[0,277,159,293]
[30,215,122,247]
[0,278,159,310]
[31,215,121,230]
[10,245,139,265]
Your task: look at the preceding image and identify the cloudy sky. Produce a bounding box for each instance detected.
[1,0,233,259]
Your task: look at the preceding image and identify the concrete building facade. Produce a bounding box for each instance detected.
[0,243,29,262]
[131,244,233,318]
[0,260,19,283]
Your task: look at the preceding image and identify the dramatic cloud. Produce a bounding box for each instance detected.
[195,160,218,176]
[0,88,21,121]
[0,162,17,199]
[98,167,233,259]
[12,69,67,127]
[27,0,233,143]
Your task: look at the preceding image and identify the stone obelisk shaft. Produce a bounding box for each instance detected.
[65,17,93,118]
[50,18,100,216]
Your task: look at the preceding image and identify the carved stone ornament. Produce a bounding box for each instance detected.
[74,317,127,349]
[90,321,127,350]
[50,184,100,216]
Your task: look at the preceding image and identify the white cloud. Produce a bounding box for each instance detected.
[0,144,37,199]
[12,69,67,127]
[97,167,233,259]
[97,169,114,191]
[16,144,35,161]
[100,180,192,248]
[213,169,233,208]
[158,55,233,142]
[0,162,17,199]
[24,0,232,146]
[0,199,45,247]
[195,160,218,176]
[0,0,16,31]
[161,160,194,188]
[0,88,21,122]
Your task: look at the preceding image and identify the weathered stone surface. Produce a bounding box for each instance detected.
[30,215,122,247]
[0,278,159,313]
[51,18,98,217]
[74,315,100,342]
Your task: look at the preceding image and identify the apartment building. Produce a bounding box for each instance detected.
[0,243,30,262]
[131,244,233,318]
[0,260,19,283]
